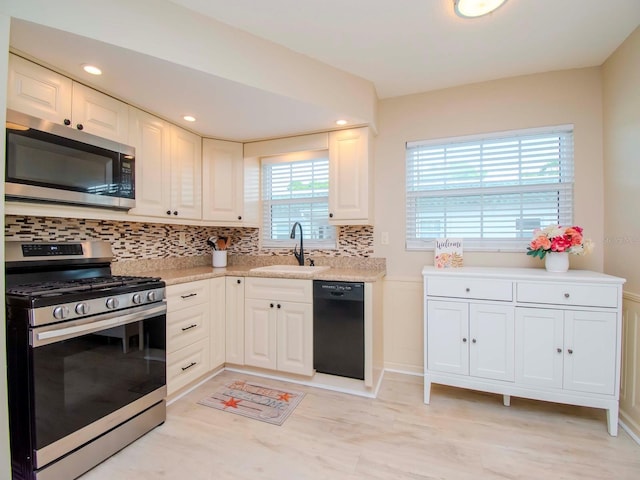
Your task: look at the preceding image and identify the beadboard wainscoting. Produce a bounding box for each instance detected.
[621,293,640,440]
[382,277,424,374]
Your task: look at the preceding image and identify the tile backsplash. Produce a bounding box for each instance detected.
[5,216,374,261]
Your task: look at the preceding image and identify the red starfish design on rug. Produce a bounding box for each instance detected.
[278,393,292,402]
[222,397,241,409]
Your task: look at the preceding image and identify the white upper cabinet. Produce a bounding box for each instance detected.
[128,108,172,218]
[170,125,202,220]
[8,54,129,144]
[7,53,72,124]
[202,138,244,223]
[128,108,202,220]
[71,83,129,144]
[328,127,373,225]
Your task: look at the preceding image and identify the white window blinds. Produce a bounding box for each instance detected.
[262,151,336,248]
[406,126,574,250]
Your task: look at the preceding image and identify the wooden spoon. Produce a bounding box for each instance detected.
[216,237,226,251]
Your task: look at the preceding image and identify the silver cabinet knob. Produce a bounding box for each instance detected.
[472,338,477,344]
[567,348,573,354]
[105,297,119,309]
[465,288,470,292]
[53,306,69,319]
[75,303,89,315]
[462,337,467,343]
[557,347,562,353]
[564,293,570,298]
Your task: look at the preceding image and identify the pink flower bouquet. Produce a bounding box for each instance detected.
[526,225,593,259]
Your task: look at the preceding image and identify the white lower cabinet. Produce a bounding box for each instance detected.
[244,278,313,376]
[515,308,617,395]
[427,300,514,381]
[423,267,625,436]
[225,277,245,365]
[209,277,226,370]
[166,280,210,395]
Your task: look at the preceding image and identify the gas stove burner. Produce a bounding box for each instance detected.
[7,275,163,298]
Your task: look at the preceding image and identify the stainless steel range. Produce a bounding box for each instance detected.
[5,241,167,480]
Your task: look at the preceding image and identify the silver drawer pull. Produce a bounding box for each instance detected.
[181,293,197,299]
[181,324,198,332]
[564,293,570,298]
[181,361,197,371]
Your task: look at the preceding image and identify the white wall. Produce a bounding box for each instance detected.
[376,68,605,371]
[603,25,640,439]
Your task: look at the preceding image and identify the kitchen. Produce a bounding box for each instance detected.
[2,1,640,479]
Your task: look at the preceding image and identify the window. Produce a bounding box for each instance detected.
[406,126,574,250]
[261,150,336,248]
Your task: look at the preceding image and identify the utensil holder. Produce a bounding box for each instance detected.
[212,250,227,268]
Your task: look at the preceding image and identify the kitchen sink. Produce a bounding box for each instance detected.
[250,265,330,275]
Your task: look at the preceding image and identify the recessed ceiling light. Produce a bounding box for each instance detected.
[454,0,507,18]
[82,64,102,75]
[183,115,196,122]
[336,119,348,126]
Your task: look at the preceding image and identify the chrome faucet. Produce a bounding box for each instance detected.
[290,221,304,266]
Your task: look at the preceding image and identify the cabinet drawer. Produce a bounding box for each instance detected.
[167,339,210,395]
[516,283,618,308]
[166,280,210,312]
[245,277,312,302]
[167,303,210,353]
[426,277,512,302]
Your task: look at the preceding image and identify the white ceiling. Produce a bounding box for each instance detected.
[8,0,640,142]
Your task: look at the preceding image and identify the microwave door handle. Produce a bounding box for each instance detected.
[31,303,166,348]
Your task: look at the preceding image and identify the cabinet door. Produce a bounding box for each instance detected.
[276,301,313,376]
[225,277,245,365]
[71,82,129,143]
[210,277,226,370]
[170,126,202,219]
[563,310,617,395]
[202,138,244,222]
[128,108,172,217]
[7,54,72,124]
[515,307,564,389]
[244,299,277,370]
[469,303,514,381]
[328,127,370,224]
[426,300,469,375]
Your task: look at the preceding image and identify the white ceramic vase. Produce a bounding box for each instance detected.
[545,252,569,273]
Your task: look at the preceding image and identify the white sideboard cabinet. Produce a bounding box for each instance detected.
[422,266,625,436]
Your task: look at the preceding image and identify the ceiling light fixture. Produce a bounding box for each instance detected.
[82,64,102,75]
[336,119,348,126]
[183,115,196,122]
[454,0,507,18]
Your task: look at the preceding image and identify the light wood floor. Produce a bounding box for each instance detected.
[80,371,640,479]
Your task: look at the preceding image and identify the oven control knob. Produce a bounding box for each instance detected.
[105,297,120,309]
[132,293,142,304]
[147,291,157,302]
[53,306,69,320]
[75,303,89,315]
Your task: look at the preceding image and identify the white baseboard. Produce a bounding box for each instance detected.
[619,420,640,446]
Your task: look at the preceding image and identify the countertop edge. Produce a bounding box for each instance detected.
[143,266,386,286]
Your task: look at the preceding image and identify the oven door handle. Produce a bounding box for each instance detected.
[31,303,166,347]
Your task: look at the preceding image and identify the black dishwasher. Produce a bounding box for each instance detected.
[313,280,365,380]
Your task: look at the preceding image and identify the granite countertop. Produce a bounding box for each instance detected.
[114,255,386,286]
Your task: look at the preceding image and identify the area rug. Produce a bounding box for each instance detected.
[198,379,305,426]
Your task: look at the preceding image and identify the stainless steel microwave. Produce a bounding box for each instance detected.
[5,110,135,210]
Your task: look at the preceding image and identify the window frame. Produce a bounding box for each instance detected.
[260,149,336,250]
[405,125,575,252]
